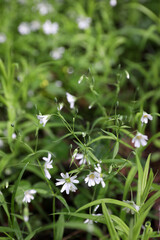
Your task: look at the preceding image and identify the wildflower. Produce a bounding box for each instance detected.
[12,133,16,139]
[50,47,65,60]
[84,172,100,187]
[94,164,105,188]
[0,33,6,43]
[42,153,53,180]
[23,207,29,222]
[18,22,31,35]
[75,153,89,165]
[125,70,130,79]
[132,132,148,148]
[23,190,36,203]
[37,2,53,15]
[37,114,51,127]
[110,0,117,7]
[56,173,79,194]
[42,20,59,35]
[84,205,102,224]
[141,112,153,124]
[77,16,91,30]
[66,92,76,109]
[57,103,64,111]
[30,21,41,31]
[123,200,140,214]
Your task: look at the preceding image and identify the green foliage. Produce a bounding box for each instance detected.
[0,0,160,239]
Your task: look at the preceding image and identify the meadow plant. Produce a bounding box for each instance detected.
[0,0,160,239]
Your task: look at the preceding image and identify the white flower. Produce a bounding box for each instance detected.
[23,190,36,203]
[94,164,105,188]
[30,21,41,31]
[84,205,102,224]
[84,218,93,224]
[37,114,51,127]
[132,132,148,148]
[77,16,91,30]
[125,70,130,79]
[110,0,117,7]
[123,200,140,214]
[12,133,17,139]
[42,20,59,35]
[66,92,76,109]
[0,33,6,43]
[75,153,89,165]
[18,22,31,35]
[42,153,53,180]
[84,172,100,187]
[37,3,53,15]
[56,173,79,194]
[57,103,64,111]
[141,112,153,124]
[24,215,29,222]
[50,47,65,60]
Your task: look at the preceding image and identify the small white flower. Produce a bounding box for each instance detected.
[66,92,76,109]
[23,190,36,203]
[110,0,117,7]
[84,172,99,187]
[123,200,140,214]
[57,103,64,111]
[0,33,6,43]
[125,70,130,79]
[56,173,79,194]
[94,164,105,188]
[37,114,51,127]
[84,218,93,224]
[75,153,89,165]
[18,22,31,35]
[42,153,53,179]
[132,132,148,148]
[12,133,17,139]
[84,205,102,224]
[77,16,91,30]
[37,3,53,15]
[141,112,153,124]
[50,47,65,60]
[24,215,29,222]
[42,20,59,35]
[30,21,41,31]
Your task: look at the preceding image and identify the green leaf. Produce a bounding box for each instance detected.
[55,195,70,212]
[141,154,151,195]
[102,202,120,240]
[113,141,119,159]
[136,154,143,206]
[11,163,28,227]
[64,221,103,238]
[77,198,137,214]
[55,215,64,240]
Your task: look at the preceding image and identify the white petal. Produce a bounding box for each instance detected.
[140,139,147,146]
[134,140,140,148]
[44,169,51,179]
[56,179,65,185]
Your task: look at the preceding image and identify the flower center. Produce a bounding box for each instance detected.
[137,135,142,140]
[100,173,103,178]
[144,115,148,118]
[89,174,95,179]
[66,178,71,183]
